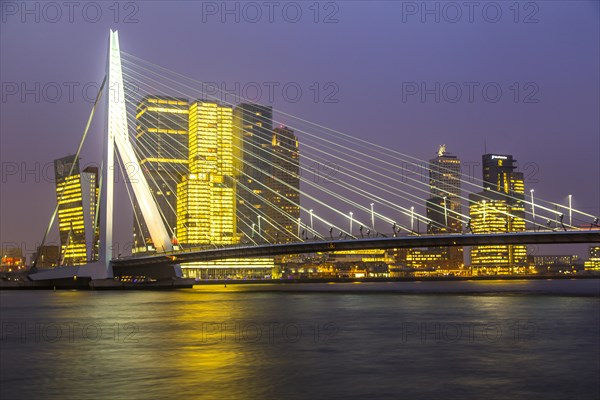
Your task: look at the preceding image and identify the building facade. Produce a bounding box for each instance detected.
[482,153,525,195]
[427,145,462,233]
[133,96,189,253]
[532,254,581,273]
[584,246,600,271]
[32,245,60,269]
[470,154,527,274]
[424,145,463,269]
[177,100,237,246]
[233,103,274,242]
[54,156,98,265]
[266,126,301,242]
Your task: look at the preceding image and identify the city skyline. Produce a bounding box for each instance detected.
[31,111,599,273]
[1,2,598,262]
[1,4,599,400]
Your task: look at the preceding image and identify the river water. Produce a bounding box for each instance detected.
[1,280,599,399]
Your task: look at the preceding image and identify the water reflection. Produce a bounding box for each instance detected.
[167,292,271,399]
[1,282,599,399]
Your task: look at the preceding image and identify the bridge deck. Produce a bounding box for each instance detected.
[111,231,600,268]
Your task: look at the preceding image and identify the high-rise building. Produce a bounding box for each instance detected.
[482,154,525,195]
[177,101,274,278]
[427,145,462,233]
[177,100,237,245]
[469,153,527,274]
[133,96,189,253]
[424,145,463,269]
[54,155,98,265]
[266,126,300,242]
[233,103,273,242]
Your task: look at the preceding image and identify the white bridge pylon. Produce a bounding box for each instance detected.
[29,31,173,282]
[100,30,173,273]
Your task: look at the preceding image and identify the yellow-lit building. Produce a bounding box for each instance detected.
[171,100,275,279]
[326,249,395,264]
[427,145,463,234]
[54,156,98,265]
[584,246,600,271]
[406,247,446,269]
[177,101,237,245]
[469,193,528,274]
[181,258,276,280]
[469,154,528,275]
[134,96,189,254]
[424,145,464,269]
[318,249,392,277]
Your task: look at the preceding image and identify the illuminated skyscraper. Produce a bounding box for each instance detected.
[482,154,525,195]
[54,155,98,265]
[469,154,527,274]
[266,126,300,242]
[233,103,273,242]
[133,96,189,253]
[177,100,237,245]
[427,145,462,233]
[424,145,463,269]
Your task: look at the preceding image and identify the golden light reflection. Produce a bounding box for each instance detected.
[165,291,272,398]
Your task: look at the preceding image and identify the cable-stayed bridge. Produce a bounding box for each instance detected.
[113,232,600,268]
[29,31,599,283]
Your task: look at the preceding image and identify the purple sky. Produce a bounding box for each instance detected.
[1,1,598,260]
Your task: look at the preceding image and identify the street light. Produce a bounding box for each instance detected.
[297,217,301,238]
[370,203,375,230]
[257,216,262,237]
[530,189,535,231]
[349,212,353,235]
[482,200,487,223]
[410,206,415,231]
[568,194,572,226]
[309,209,314,231]
[443,196,448,228]
[251,223,256,238]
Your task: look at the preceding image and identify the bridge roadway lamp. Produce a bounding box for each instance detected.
[410,206,414,231]
[309,209,314,230]
[349,212,354,235]
[258,216,262,236]
[370,203,375,230]
[482,200,487,223]
[568,195,572,226]
[530,189,535,230]
[443,196,448,228]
